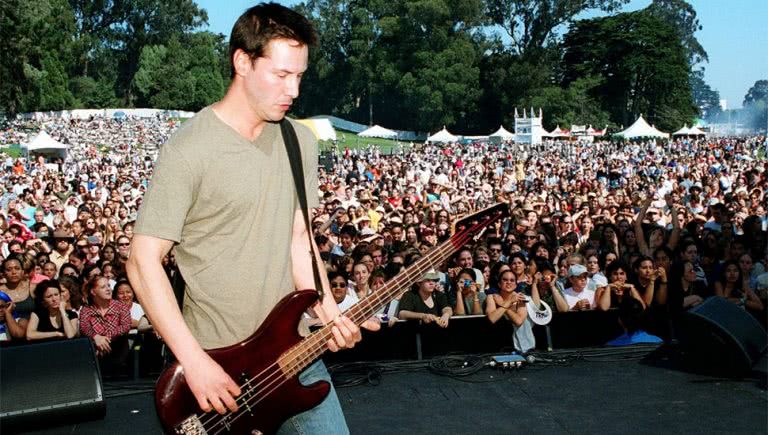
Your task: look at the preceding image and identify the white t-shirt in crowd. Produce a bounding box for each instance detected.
[563,287,596,309]
[337,289,360,312]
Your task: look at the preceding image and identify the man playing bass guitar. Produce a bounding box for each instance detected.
[126,3,378,434]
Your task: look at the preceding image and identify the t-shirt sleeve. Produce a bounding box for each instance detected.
[134,144,196,243]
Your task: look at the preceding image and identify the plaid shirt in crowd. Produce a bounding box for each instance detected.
[79,300,131,339]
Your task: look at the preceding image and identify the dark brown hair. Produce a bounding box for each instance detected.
[229,2,317,78]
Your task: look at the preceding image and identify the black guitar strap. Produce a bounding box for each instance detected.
[280,119,325,297]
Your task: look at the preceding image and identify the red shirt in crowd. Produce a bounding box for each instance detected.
[79,300,131,339]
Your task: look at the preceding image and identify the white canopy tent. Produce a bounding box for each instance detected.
[22,131,68,159]
[489,125,514,140]
[687,125,706,136]
[616,115,669,139]
[546,126,571,138]
[673,125,692,136]
[358,125,397,139]
[426,127,459,143]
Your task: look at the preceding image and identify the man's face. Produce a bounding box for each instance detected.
[117,238,131,258]
[340,234,353,249]
[569,273,588,292]
[391,227,403,241]
[239,39,308,123]
[522,231,538,249]
[371,249,384,266]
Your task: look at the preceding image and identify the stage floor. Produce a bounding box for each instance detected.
[16,346,768,435]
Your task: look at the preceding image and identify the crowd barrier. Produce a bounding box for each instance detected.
[324,310,623,364]
[0,310,623,380]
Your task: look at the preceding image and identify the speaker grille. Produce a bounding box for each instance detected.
[1,338,102,415]
[682,296,768,374]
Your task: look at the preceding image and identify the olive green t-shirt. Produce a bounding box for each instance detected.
[135,106,319,349]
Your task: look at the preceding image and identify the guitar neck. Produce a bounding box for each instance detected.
[279,204,506,377]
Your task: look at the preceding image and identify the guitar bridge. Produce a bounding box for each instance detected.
[175,415,207,435]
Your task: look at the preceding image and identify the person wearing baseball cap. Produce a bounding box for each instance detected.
[563,264,595,311]
[396,268,452,328]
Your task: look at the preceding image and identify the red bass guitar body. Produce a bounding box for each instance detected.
[155,290,328,435]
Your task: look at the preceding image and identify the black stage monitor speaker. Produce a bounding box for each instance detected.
[679,296,768,375]
[0,338,106,432]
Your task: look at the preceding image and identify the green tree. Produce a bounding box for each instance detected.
[524,75,612,130]
[485,0,628,57]
[68,0,132,77]
[24,53,78,111]
[114,0,208,105]
[367,0,486,131]
[69,76,120,108]
[743,80,768,132]
[690,69,720,120]
[6,0,78,112]
[562,9,696,131]
[647,0,707,66]
[132,33,225,111]
[0,0,28,114]
[744,80,768,106]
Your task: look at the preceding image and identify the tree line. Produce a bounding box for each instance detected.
[0,0,746,133]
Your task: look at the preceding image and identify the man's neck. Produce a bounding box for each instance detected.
[212,87,267,142]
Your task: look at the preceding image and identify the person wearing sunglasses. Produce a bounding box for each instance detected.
[328,272,358,312]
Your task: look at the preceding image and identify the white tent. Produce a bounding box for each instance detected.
[687,125,706,136]
[489,125,514,140]
[616,115,669,139]
[546,125,571,138]
[673,125,691,136]
[426,126,459,143]
[358,125,397,139]
[296,118,337,141]
[22,131,68,159]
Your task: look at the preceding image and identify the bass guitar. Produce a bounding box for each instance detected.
[155,203,509,434]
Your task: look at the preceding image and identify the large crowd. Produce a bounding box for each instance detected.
[0,114,766,372]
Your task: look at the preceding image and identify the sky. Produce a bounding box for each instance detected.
[195,0,768,109]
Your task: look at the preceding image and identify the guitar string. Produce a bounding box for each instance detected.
[200,213,495,434]
[198,229,467,434]
[198,211,501,433]
[200,213,496,434]
[204,225,476,435]
[203,213,499,435]
[198,225,477,435]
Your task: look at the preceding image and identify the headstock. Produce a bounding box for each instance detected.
[450,203,509,247]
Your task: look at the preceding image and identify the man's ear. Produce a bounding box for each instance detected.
[232,49,253,77]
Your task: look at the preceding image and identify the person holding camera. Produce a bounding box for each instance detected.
[0,256,36,322]
[453,268,485,315]
[0,291,26,341]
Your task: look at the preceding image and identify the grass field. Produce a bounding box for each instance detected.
[1,144,24,158]
[318,129,417,154]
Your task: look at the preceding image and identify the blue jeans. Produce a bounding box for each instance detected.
[276,359,349,435]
